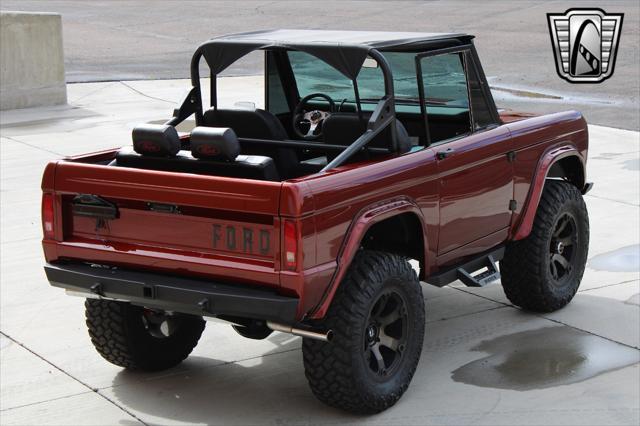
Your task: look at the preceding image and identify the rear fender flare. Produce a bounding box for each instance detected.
[308,196,428,319]
[511,144,585,241]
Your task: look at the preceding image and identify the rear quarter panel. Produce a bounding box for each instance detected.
[283,149,440,316]
[506,110,588,234]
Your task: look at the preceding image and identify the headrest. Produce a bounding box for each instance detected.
[132,124,180,157]
[190,127,240,161]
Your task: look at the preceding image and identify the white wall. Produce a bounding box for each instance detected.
[1,11,66,110]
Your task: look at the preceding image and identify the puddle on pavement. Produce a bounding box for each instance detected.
[451,326,639,391]
[0,335,12,350]
[491,86,562,100]
[623,158,640,171]
[625,293,640,306]
[591,152,623,160]
[589,245,640,272]
[590,154,639,171]
[488,83,614,106]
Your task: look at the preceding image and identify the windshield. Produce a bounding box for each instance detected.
[288,50,466,107]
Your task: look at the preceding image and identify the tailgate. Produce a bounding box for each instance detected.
[45,161,283,287]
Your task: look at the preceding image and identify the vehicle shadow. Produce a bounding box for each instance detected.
[108,331,361,425]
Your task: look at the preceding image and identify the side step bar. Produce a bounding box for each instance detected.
[426,246,504,288]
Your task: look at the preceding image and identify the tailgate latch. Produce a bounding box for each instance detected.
[147,202,181,215]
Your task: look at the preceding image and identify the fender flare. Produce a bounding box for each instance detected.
[308,196,428,319]
[511,144,586,241]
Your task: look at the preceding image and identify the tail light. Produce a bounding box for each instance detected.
[283,220,298,271]
[42,193,55,240]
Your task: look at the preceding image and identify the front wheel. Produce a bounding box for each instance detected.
[501,180,589,312]
[302,251,425,414]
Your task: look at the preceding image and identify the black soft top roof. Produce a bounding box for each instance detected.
[196,29,473,79]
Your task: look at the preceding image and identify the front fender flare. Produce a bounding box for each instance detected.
[511,144,586,241]
[308,196,428,319]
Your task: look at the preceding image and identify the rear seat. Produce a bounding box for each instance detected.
[115,124,280,181]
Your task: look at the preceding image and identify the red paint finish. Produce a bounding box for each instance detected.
[42,110,588,321]
[507,110,588,238]
[435,125,513,255]
[309,197,429,319]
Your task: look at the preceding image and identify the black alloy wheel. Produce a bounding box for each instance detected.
[549,212,578,283]
[363,290,409,379]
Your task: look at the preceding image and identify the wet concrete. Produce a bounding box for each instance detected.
[490,85,562,100]
[623,158,640,171]
[451,326,640,391]
[591,152,625,160]
[626,293,640,306]
[589,245,640,273]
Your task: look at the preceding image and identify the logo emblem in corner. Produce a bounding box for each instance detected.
[547,8,624,83]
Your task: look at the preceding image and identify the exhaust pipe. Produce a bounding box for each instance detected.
[267,321,333,342]
[65,289,332,342]
[65,289,128,302]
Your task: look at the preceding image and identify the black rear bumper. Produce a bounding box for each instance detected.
[44,262,298,323]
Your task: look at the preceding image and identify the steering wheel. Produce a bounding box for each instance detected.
[292,93,336,140]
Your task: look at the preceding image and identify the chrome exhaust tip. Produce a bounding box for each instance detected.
[267,321,333,342]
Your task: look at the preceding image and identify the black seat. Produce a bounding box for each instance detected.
[115,126,280,181]
[115,147,279,181]
[322,114,412,161]
[203,108,288,140]
[203,107,302,178]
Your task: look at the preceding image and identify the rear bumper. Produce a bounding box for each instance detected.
[44,262,298,323]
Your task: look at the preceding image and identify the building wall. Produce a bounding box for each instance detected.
[1,11,66,110]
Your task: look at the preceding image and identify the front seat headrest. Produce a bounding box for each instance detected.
[190,127,240,161]
[132,124,180,157]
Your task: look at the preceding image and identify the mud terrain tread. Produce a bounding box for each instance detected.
[85,299,205,371]
[500,180,589,312]
[302,251,425,414]
[85,299,136,368]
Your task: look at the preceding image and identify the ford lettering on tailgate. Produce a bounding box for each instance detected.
[212,220,274,257]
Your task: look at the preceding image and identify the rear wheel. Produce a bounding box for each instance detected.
[85,299,205,371]
[302,250,425,414]
[501,180,589,312]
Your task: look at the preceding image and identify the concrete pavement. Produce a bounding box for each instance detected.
[0,77,639,425]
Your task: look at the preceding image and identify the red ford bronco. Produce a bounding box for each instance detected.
[42,30,591,413]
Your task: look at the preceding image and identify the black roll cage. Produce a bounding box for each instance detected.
[165,45,397,172]
[166,39,498,172]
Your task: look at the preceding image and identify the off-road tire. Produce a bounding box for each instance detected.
[85,299,205,371]
[302,250,425,414]
[501,180,589,312]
